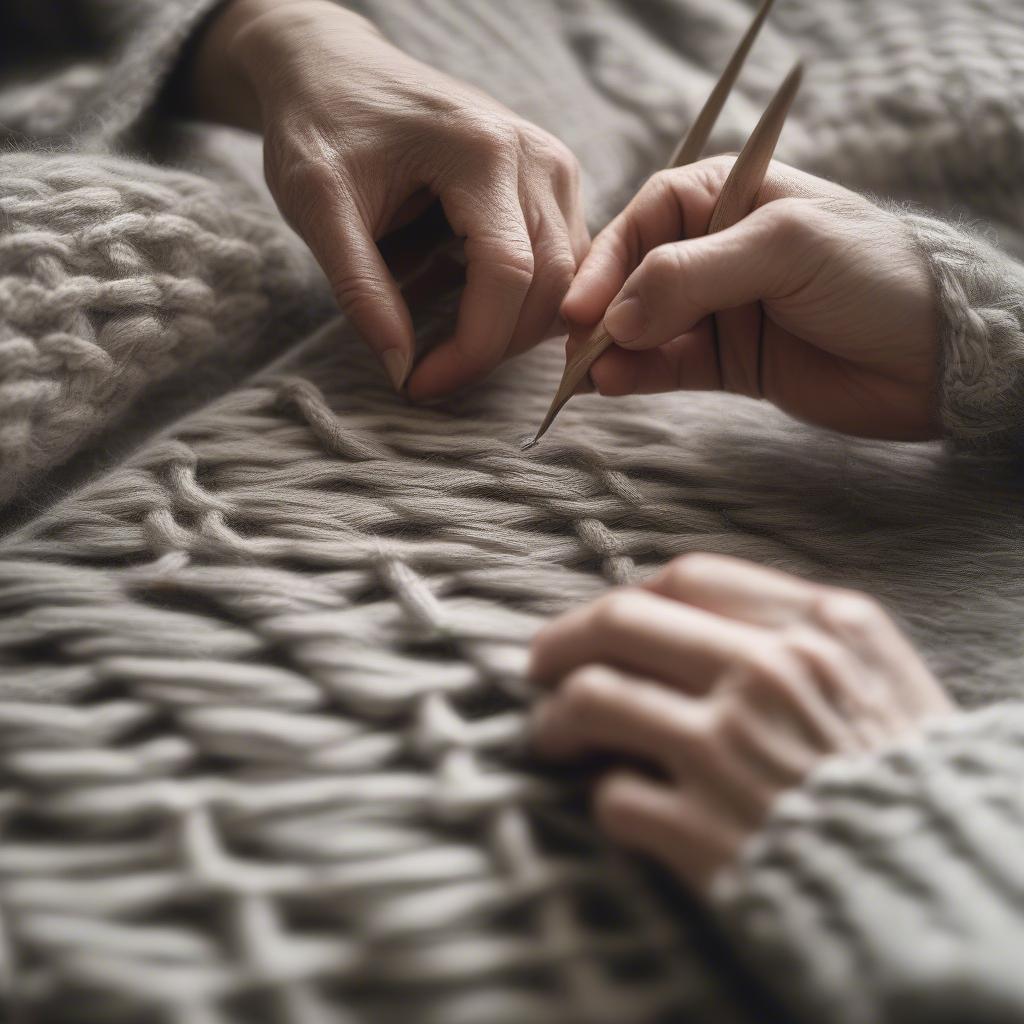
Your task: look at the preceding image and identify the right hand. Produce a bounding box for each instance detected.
[561,158,941,440]
[529,553,954,892]
[192,0,589,399]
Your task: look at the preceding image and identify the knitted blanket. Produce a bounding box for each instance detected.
[3,2,1024,1022]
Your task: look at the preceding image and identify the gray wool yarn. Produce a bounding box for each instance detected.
[3,2,1024,1023]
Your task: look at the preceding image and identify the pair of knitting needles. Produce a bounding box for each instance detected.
[526,0,801,448]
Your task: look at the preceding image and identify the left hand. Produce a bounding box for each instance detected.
[185,0,588,400]
[528,554,953,893]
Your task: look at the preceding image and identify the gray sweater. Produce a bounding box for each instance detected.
[2,2,1024,1023]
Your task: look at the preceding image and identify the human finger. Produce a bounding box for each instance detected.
[599,199,822,363]
[407,174,534,400]
[581,326,718,397]
[505,199,579,357]
[299,186,416,391]
[533,664,778,819]
[594,771,744,892]
[643,552,826,628]
[531,664,710,765]
[529,587,769,692]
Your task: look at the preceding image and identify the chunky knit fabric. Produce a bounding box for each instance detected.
[715,704,1024,1024]
[2,2,1024,1023]
[0,152,324,505]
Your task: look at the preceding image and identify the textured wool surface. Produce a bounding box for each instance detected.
[3,1,1024,1023]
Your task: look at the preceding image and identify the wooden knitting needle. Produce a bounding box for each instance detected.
[669,0,779,168]
[525,0,792,449]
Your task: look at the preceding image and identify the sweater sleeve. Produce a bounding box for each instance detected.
[902,211,1024,457]
[0,0,225,147]
[0,146,329,509]
[712,703,1024,1024]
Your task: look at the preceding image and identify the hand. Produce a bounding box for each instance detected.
[187,0,588,398]
[561,158,940,440]
[529,554,953,893]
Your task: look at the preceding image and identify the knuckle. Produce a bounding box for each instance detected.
[777,624,847,686]
[270,156,345,233]
[519,121,573,164]
[704,153,739,175]
[813,591,884,637]
[712,693,747,745]
[561,665,618,715]
[756,197,838,257]
[641,243,684,290]
[593,776,631,833]
[594,775,676,839]
[692,154,738,195]
[758,197,813,243]
[277,157,339,204]
[646,167,682,199]
[547,135,580,180]
[674,706,715,758]
[540,248,578,289]
[477,236,535,287]
[501,242,537,278]
[736,641,800,700]
[471,121,518,159]
[590,589,643,635]
[330,271,384,318]
[661,552,723,592]
[777,622,822,662]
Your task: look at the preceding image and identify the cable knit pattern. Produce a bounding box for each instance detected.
[906,215,1024,455]
[0,152,320,504]
[3,1,1024,1023]
[713,704,1024,1024]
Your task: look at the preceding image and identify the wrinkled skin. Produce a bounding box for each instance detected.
[190,0,589,398]
[563,158,941,440]
[530,554,953,892]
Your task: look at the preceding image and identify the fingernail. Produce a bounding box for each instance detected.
[380,349,408,391]
[603,295,647,343]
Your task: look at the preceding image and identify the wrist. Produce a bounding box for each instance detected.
[230,1,379,126]
[188,0,377,132]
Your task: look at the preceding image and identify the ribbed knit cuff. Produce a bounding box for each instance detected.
[903,212,1024,457]
[711,703,1024,1024]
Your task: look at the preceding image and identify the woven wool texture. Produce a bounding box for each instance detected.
[0,151,327,507]
[4,330,1024,1024]
[3,1,1024,1022]
[2,332,764,1024]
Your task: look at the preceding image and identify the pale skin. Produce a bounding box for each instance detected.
[529,555,954,893]
[535,158,954,892]
[186,0,588,399]
[185,3,957,893]
[564,156,942,439]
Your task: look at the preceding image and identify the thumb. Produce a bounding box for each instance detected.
[303,193,415,391]
[601,201,812,351]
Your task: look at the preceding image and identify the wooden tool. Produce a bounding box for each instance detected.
[526,0,800,449]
